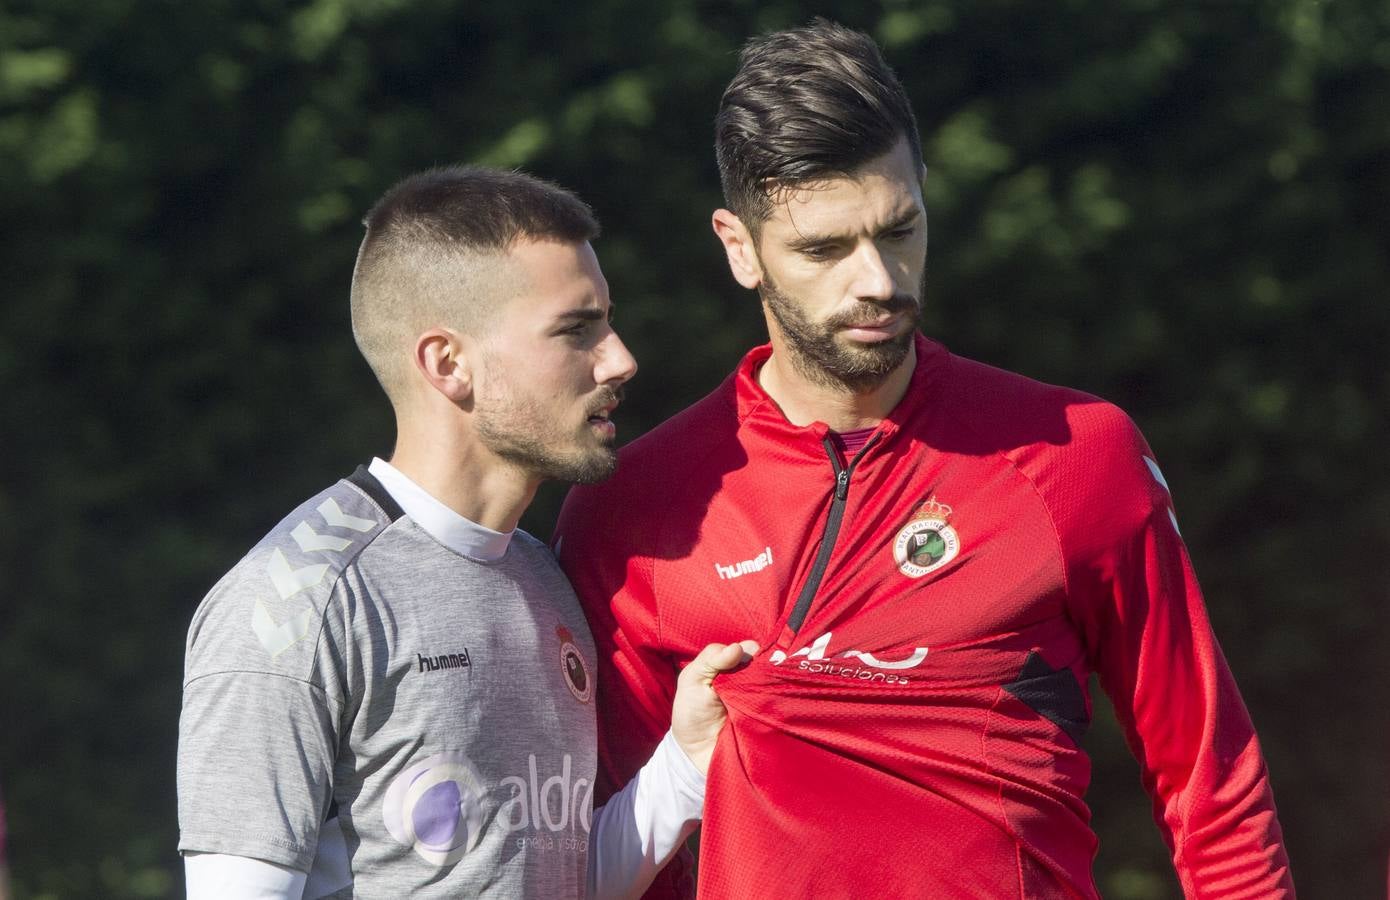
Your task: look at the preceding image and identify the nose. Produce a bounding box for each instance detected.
[850,243,895,302]
[596,330,638,386]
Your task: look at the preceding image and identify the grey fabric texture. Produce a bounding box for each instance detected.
[178,475,597,898]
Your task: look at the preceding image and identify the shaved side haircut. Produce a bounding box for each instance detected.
[715,18,922,236]
[351,166,599,404]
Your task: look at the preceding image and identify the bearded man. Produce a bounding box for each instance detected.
[178,166,753,899]
[555,20,1293,899]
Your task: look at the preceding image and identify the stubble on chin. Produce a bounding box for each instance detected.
[474,407,620,485]
[560,443,619,484]
[760,282,917,393]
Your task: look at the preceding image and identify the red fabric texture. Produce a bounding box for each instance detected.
[556,335,1293,898]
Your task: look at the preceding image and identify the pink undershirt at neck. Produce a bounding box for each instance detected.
[830,426,877,458]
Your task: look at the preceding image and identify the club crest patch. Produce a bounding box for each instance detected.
[893,496,960,578]
[557,625,592,703]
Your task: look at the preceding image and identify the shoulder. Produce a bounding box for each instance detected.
[939,352,1147,462]
[510,528,567,577]
[939,353,1103,440]
[185,475,401,678]
[937,352,1163,529]
[511,527,550,555]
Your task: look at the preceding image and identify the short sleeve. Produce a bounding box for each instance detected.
[177,565,348,871]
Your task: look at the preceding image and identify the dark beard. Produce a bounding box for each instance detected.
[760,279,919,392]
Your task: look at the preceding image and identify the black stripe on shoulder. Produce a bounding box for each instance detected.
[347,465,405,522]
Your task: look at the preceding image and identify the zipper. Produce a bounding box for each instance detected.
[784,431,882,633]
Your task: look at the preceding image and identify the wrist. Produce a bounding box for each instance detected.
[662,729,710,786]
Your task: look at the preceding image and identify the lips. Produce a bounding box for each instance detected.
[586,402,617,423]
[585,387,624,426]
[838,313,910,341]
[843,315,901,330]
[830,296,920,332]
[587,403,618,441]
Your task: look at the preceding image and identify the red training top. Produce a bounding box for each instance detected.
[556,336,1292,898]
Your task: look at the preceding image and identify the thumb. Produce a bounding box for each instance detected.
[671,640,760,775]
[692,640,760,684]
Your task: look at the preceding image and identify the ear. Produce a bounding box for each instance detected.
[414,328,473,404]
[711,209,763,290]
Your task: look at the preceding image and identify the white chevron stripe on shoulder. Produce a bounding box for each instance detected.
[267,548,329,600]
[319,497,377,533]
[1142,456,1183,537]
[292,521,355,554]
[1142,456,1170,494]
[252,597,315,656]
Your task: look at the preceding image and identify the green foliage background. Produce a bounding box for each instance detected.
[1,1,1386,896]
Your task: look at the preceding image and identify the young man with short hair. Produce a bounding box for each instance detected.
[178,166,753,899]
[556,20,1293,898]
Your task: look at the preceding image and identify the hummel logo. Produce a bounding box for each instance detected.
[714,546,773,580]
[418,649,472,673]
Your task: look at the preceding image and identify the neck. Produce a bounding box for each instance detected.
[388,415,538,534]
[757,340,916,432]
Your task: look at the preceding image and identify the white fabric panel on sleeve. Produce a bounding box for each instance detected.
[184,852,306,900]
[587,730,706,899]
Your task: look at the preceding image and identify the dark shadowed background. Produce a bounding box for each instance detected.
[1,1,1386,897]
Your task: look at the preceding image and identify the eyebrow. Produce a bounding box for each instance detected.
[783,209,922,252]
[553,304,614,323]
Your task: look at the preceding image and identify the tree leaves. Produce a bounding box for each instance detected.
[2,1,1386,896]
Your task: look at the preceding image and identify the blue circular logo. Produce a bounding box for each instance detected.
[383,752,487,867]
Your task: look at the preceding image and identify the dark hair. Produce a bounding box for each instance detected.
[715,19,922,231]
[350,166,599,403]
[361,165,599,255]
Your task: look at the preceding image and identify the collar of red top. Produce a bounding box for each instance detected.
[732,332,948,448]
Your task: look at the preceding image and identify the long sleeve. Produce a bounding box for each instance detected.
[587,732,706,899]
[184,853,307,899]
[1062,424,1294,897]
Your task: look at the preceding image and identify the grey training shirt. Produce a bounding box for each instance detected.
[179,464,598,898]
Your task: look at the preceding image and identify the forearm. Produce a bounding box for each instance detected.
[1089,505,1293,895]
[586,731,705,900]
[184,852,307,900]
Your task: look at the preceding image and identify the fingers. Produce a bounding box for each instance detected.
[705,642,745,674]
[686,640,760,686]
[670,640,760,775]
[735,638,760,658]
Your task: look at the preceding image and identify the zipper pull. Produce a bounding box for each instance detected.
[835,469,850,500]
